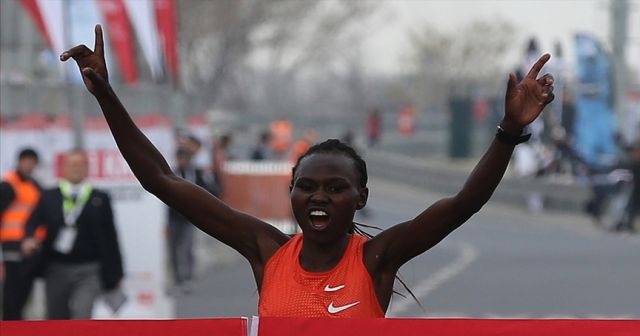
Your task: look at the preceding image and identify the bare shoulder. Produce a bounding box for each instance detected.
[363,221,412,272]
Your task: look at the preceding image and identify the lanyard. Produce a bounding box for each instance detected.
[59,180,92,227]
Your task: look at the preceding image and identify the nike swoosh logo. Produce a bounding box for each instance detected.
[327,301,360,314]
[323,284,345,292]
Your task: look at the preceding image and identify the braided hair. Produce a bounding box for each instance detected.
[291,138,367,188]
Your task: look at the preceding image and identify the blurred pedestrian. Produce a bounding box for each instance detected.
[62,25,554,317]
[0,148,43,320]
[251,131,273,161]
[167,148,212,293]
[184,133,208,169]
[176,132,218,196]
[397,105,417,137]
[212,134,233,197]
[366,108,381,148]
[289,129,317,165]
[270,118,293,159]
[22,149,123,319]
[176,131,201,155]
[340,129,355,147]
[546,41,566,129]
[615,139,640,232]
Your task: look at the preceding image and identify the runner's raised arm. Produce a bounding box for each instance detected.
[60,25,288,281]
[366,54,555,270]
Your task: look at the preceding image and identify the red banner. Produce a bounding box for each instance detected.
[154,0,179,82]
[54,150,135,181]
[3,318,247,336]
[257,317,640,336]
[96,0,139,84]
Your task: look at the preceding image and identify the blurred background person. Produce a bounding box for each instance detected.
[190,134,213,173]
[167,147,213,294]
[0,148,42,320]
[615,138,640,232]
[212,133,234,198]
[547,41,567,130]
[22,149,123,319]
[270,118,293,160]
[250,130,273,161]
[289,129,317,165]
[397,105,417,138]
[176,131,199,154]
[176,131,218,196]
[340,129,356,148]
[366,108,382,148]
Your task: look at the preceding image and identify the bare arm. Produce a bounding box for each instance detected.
[368,54,555,270]
[61,25,288,267]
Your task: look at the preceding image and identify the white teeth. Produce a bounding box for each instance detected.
[310,210,328,217]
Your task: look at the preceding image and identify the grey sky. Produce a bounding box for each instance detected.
[362,0,640,75]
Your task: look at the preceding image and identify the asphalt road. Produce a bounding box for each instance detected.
[176,178,640,319]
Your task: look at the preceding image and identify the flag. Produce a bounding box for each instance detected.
[123,0,164,81]
[96,0,139,84]
[154,0,178,82]
[573,33,617,168]
[21,0,176,84]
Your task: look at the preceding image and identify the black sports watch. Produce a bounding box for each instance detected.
[495,125,531,145]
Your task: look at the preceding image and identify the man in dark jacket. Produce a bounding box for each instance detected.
[167,147,213,293]
[23,149,123,319]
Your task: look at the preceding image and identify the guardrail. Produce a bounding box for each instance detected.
[366,150,591,213]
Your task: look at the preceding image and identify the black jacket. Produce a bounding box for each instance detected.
[26,186,123,290]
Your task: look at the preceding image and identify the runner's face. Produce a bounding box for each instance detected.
[290,153,367,239]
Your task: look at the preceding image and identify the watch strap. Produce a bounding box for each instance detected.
[496,125,531,145]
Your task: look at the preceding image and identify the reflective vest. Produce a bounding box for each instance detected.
[270,120,293,154]
[0,171,43,242]
[289,139,311,165]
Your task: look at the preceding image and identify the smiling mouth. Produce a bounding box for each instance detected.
[309,210,330,230]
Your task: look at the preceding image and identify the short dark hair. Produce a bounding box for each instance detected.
[290,139,367,188]
[18,148,39,161]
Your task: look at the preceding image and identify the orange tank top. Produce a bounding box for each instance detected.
[259,234,384,317]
